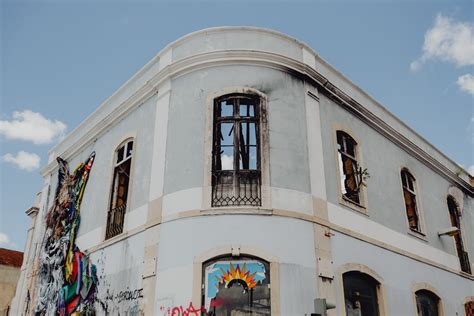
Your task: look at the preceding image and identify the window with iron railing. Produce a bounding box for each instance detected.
[212,94,261,207]
[106,139,133,239]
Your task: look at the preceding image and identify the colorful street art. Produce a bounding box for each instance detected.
[204,260,267,312]
[36,152,98,315]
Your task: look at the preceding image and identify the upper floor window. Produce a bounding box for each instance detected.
[401,169,421,232]
[212,94,261,207]
[106,139,133,239]
[337,131,363,205]
[343,271,380,316]
[202,256,270,315]
[447,196,471,274]
[415,289,440,316]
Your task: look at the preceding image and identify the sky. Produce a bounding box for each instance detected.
[1,0,473,251]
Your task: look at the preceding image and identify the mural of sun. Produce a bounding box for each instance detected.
[216,262,257,290]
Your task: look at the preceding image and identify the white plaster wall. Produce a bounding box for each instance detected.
[332,233,474,316]
[156,215,317,315]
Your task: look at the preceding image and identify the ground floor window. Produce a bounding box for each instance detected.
[343,271,380,316]
[415,289,440,316]
[202,257,270,315]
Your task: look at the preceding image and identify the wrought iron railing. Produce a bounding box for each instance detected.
[212,170,261,207]
[105,204,126,240]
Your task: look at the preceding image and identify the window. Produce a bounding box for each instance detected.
[415,290,440,316]
[202,256,270,315]
[401,169,421,232]
[337,131,363,205]
[343,271,380,316]
[447,196,471,274]
[465,300,474,316]
[106,139,133,239]
[212,94,261,207]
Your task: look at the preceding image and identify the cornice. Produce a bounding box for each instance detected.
[40,49,472,195]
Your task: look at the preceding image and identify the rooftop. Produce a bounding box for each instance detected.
[0,248,24,268]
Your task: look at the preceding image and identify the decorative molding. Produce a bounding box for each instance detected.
[81,204,474,281]
[40,48,472,195]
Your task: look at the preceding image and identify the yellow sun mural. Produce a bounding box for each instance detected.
[216,262,258,290]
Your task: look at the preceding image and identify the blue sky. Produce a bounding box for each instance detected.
[1,0,473,251]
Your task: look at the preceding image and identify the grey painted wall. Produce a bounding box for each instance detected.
[319,93,472,256]
[332,233,473,316]
[43,95,157,237]
[164,64,310,195]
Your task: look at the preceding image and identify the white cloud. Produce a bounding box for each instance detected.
[3,151,41,171]
[0,232,17,249]
[0,232,10,245]
[468,165,474,177]
[0,110,66,145]
[411,14,474,71]
[457,74,474,95]
[221,154,233,170]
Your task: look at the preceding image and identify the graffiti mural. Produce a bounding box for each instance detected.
[203,259,271,315]
[36,152,98,315]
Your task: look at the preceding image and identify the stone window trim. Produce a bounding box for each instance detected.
[203,87,271,210]
[192,245,280,316]
[332,125,369,215]
[411,283,445,316]
[337,263,388,316]
[463,296,474,316]
[399,167,427,238]
[103,132,137,241]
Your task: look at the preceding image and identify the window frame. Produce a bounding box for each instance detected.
[104,136,136,240]
[399,168,427,237]
[192,246,280,316]
[203,88,270,210]
[447,195,471,274]
[333,126,368,214]
[337,263,388,316]
[412,283,445,316]
[201,255,271,315]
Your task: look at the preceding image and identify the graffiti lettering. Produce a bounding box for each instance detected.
[115,288,144,303]
[160,302,206,316]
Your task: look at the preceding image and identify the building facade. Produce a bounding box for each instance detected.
[0,248,24,315]
[11,27,474,316]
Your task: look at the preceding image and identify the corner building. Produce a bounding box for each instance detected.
[11,27,474,316]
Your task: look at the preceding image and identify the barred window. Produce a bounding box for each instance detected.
[401,169,421,232]
[415,290,440,316]
[337,131,362,205]
[343,271,380,316]
[106,139,133,239]
[212,94,261,207]
[447,196,471,274]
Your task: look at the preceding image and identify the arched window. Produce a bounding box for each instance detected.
[336,131,363,205]
[202,256,270,315]
[415,289,440,316]
[343,271,380,316]
[447,196,471,274]
[106,139,133,239]
[212,94,261,207]
[401,169,421,232]
[465,300,474,316]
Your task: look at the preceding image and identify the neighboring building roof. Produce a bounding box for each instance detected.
[0,248,24,268]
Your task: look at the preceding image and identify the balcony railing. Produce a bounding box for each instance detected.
[105,203,126,240]
[212,169,261,207]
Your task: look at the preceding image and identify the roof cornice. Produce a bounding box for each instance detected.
[40,49,472,195]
